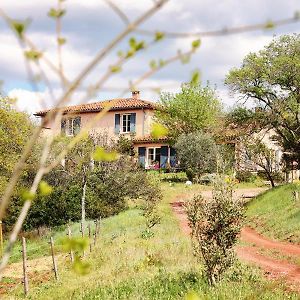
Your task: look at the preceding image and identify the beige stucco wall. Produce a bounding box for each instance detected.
[40,108,155,139]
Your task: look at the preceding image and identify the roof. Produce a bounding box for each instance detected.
[34,97,157,117]
[133,135,169,144]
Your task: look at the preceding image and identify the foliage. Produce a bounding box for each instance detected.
[175,132,218,181]
[226,34,300,165]
[116,135,135,156]
[155,84,222,141]
[236,170,256,183]
[185,177,244,285]
[0,97,36,191]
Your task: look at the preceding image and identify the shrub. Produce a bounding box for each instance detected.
[185,177,244,285]
[235,170,256,183]
[175,132,218,181]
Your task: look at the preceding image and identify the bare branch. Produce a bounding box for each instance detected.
[104,0,130,25]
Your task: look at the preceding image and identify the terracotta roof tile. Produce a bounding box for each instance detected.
[34,97,157,116]
[133,135,169,144]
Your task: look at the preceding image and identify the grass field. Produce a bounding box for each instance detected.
[246,183,300,243]
[3,183,299,299]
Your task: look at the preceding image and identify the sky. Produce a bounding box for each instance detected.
[0,0,299,116]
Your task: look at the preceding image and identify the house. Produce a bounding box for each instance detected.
[34,91,177,169]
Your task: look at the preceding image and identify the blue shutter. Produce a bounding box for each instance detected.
[130,113,136,133]
[115,114,120,134]
[160,146,168,168]
[73,117,81,135]
[61,119,66,135]
[138,147,146,168]
[170,147,177,167]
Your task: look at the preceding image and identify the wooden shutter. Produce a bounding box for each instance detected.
[114,114,120,134]
[61,119,66,135]
[138,147,146,168]
[170,147,177,167]
[73,117,81,135]
[160,146,168,168]
[130,113,136,133]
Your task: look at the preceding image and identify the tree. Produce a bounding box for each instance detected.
[241,137,279,187]
[0,97,36,190]
[225,34,300,165]
[155,84,222,141]
[175,132,218,181]
[186,177,244,285]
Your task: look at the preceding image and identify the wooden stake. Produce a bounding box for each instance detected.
[0,220,3,259]
[22,237,29,296]
[67,224,74,263]
[93,220,97,247]
[88,223,92,253]
[50,237,59,280]
[81,221,85,258]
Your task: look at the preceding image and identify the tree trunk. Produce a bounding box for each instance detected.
[81,179,87,236]
[266,171,275,188]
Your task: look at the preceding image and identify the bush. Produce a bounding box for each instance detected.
[185,177,244,285]
[175,132,218,181]
[235,170,256,183]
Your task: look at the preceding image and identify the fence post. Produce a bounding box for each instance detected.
[88,223,92,253]
[0,220,3,259]
[93,220,97,247]
[67,224,74,263]
[50,237,59,281]
[97,217,101,235]
[80,221,85,258]
[22,237,29,296]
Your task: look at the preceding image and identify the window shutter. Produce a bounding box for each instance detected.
[73,117,81,135]
[61,119,66,135]
[170,147,177,167]
[138,147,146,168]
[115,114,120,134]
[160,146,168,168]
[130,113,136,133]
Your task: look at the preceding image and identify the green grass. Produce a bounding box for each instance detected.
[3,183,299,299]
[247,183,300,243]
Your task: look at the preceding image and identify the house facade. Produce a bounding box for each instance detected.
[34,91,176,169]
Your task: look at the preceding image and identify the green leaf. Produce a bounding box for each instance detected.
[151,123,168,139]
[39,180,53,196]
[191,39,201,49]
[185,291,202,300]
[48,8,66,19]
[61,237,89,252]
[125,49,136,58]
[10,19,30,39]
[24,50,43,61]
[73,257,91,275]
[149,60,157,69]
[21,190,36,202]
[57,37,66,45]
[135,41,145,51]
[190,70,200,86]
[159,59,165,67]
[117,50,124,58]
[154,31,165,42]
[92,147,119,162]
[110,65,122,73]
[264,20,275,29]
[129,37,136,49]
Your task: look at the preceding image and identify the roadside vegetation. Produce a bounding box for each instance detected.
[247,183,300,243]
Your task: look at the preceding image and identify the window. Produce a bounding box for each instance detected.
[122,114,131,133]
[61,117,81,136]
[147,147,161,168]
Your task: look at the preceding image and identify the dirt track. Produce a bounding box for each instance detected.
[171,188,300,292]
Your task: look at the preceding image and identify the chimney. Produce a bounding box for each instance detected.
[132,90,140,99]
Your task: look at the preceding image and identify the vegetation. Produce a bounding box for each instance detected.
[186,178,244,285]
[175,132,218,181]
[3,184,298,299]
[226,34,300,166]
[247,183,300,244]
[155,84,222,141]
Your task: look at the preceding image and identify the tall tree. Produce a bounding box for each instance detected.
[225,34,300,165]
[155,84,222,141]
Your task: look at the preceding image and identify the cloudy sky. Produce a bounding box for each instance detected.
[0,0,299,115]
